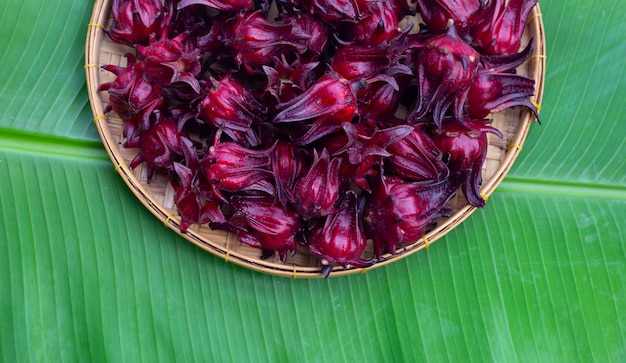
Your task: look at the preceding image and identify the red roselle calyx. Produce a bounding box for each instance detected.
[173,162,225,231]
[465,70,538,120]
[328,123,414,191]
[309,0,365,23]
[307,190,374,277]
[410,21,481,126]
[177,0,253,13]
[470,0,539,55]
[431,119,502,208]
[128,120,198,182]
[201,142,274,201]
[365,171,466,257]
[212,194,301,262]
[271,141,307,207]
[273,72,358,145]
[137,33,202,95]
[282,14,329,59]
[415,0,480,35]
[273,72,356,124]
[293,149,342,219]
[343,1,401,45]
[387,125,450,182]
[198,73,268,144]
[109,0,164,46]
[232,10,307,74]
[99,54,163,143]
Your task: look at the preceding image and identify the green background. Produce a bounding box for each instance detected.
[1,1,625,361]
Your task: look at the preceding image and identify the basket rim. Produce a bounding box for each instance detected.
[85,0,546,278]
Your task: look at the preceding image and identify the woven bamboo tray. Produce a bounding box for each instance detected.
[85,0,546,278]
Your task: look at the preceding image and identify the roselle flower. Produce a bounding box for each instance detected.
[307,190,374,277]
[177,0,253,13]
[283,13,329,59]
[128,120,199,182]
[137,32,202,96]
[197,73,268,144]
[354,61,413,121]
[310,0,365,23]
[193,16,235,54]
[172,162,225,231]
[328,123,413,191]
[212,194,301,262]
[431,119,502,208]
[470,0,538,55]
[99,54,163,141]
[331,43,394,82]
[365,171,465,257]
[232,10,307,74]
[261,57,321,108]
[271,141,307,207]
[344,1,401,45]
[293,149,342,219]
[387,125,450,182]
[410,22,481,126]
[465,70,538,120]
[414,0,480,35]
[273,72,358,145]
[201,142,274,201]
[109,0,164,46]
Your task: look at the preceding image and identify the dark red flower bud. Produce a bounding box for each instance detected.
[213,194,301,262]
[354,62,413,121]
[346,1,400,45]
[109,0,163,46]
[232,11,306,73]
[128,120,198,182]
[294,149,342,219]
[465,70,538,120]
[357,80,402,121]
[202,142,273,201]
[273,72,358,145]
[310,0,364,23]
[331,43,393,82]
[387,125,449,182]
[365,171,465,257]
[173,162,225,231]
[431,119,501,208]
[411,23,481,126]
[197,73,268,144]
[271,141,307,207]
[307,190,374,277]
[137,33,202,94]
[99,54,164,139]
[193,16,234,54]
[414,0,480,35]
[470,0,538,55]
[283,13,329,58]
[177,0,252,13]
[261,57,321,108]
[328,123,413,191]
[273,72,356,123]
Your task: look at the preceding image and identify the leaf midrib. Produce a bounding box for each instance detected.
[2,128,625,200]
[0,128,108,162]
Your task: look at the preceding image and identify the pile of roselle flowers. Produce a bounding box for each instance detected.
[100,0,539,276]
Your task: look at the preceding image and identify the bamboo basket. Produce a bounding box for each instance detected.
[85,0,546,278]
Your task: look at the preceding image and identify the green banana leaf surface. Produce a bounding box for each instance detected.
[1,1,625,361]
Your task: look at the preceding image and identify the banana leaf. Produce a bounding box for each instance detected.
[1,1,625,361]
